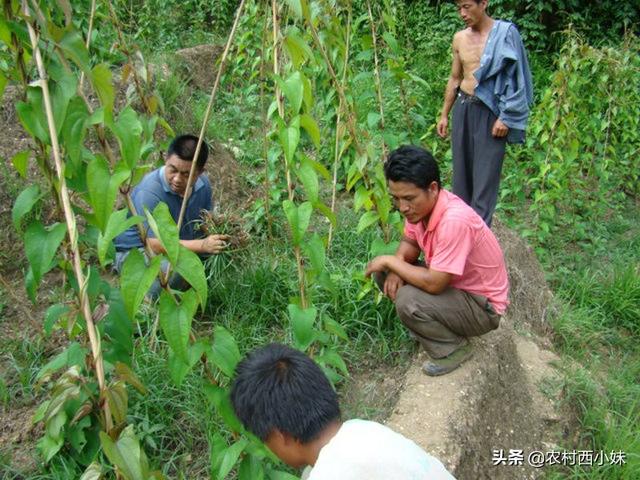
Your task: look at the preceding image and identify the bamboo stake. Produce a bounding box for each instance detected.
[23,1,112,431]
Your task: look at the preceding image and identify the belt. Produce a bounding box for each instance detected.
[457,90,483,104]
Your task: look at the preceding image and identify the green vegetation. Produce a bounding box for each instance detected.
[0,0,638,479]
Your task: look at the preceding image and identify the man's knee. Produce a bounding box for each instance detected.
[395,285,430,326]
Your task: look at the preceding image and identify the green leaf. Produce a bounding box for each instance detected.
[60,97,89,167]
[159,289,198,364]
[297,158,319,203]
[301,72,313,112]
[12,185,41,230]
[0,71,6,99]
[59,30,90,73]
[284,72,303,114]
[17,88,49,143]
[36,343,86,382]
[302,155,331,181]
[288,304,316,351]
[313,202,337,228]
[370,238,399,257]
[356,211,380,233]
[367,111,381,129]
[38,415,65,461]
[24,222,67,287]
[208,325,241,378]
[283,0,309,21]
[50,71,76,135]
[354,186,373,212]
[303,233,325,273]
[91,64,114,114]
[11,150,30,178]
[284,30,313,69]
[299,113,320,148]
[120,249,162,319]
[87,156,130,231]
[174,246,207,308]
[317,349,348,375]
[238,455,265,480]
[112,107,143,169]
[145,203,180,265]
[115,362,148,395]
[80,462,103,480]
[382,32,399,53]
[99,425,150,480]
[217,439,249,480]
[278,118,300,166]
[268,469,301,480]
[168,341,207,386]
[98,210,143,266]
[324,317,348,341]
[44,304,70,336]
[203,383,242,433]
[282,201,312,246]
[104,381,128,425]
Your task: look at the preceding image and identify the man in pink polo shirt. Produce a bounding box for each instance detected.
[365,145,509,376]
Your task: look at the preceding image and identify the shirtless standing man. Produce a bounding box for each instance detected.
[437,0,533,227]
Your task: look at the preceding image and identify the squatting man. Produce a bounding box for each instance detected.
[113,134,229,297]
[366,145,509,376]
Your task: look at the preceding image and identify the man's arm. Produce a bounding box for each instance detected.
[437,34,463,138]
[365,237,452,298]
[146,235,229,255]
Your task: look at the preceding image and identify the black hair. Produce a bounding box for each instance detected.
[167,134,209,169]
[230,343,341,443]
[384,145,441,189]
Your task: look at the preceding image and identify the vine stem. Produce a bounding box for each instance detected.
[271,0,294,201]
[328,5,352,248]
[106,0,152,114]
[175,0,246,232]
[23,1,112,431]
[307,5,390,242]
[78,0,96,89]
[366,0,387,156]
[259,6,274,240]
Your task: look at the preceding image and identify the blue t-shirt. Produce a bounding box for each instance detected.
[114,166,213,251]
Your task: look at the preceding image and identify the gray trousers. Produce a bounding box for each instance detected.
[375,271,500,358]
[451,91,506,227]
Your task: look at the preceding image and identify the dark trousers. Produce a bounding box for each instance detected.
[374,270,501,358]
[451,91,506,227]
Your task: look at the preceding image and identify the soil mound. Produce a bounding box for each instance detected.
[175,45,224,91]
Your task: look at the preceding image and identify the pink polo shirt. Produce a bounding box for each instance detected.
[404,189,509,314]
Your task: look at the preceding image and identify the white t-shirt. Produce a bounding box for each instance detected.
[302,419,455,480]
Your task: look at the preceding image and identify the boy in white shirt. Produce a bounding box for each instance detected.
[230,343,456,479]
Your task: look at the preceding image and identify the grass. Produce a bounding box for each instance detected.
[540,201,640,479]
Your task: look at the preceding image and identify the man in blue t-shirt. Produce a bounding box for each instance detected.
[114,134,229,296]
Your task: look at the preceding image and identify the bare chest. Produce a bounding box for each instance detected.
[457,32,489,74]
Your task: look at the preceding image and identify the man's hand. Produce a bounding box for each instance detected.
[365,255,392,278]
[383,272,405,301]
[437,116,449,138]
[200,234,230,254]
[492,118,509,138]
